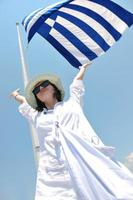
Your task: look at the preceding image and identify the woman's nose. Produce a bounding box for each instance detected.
[40,86,44,90]
[39,86,47,93]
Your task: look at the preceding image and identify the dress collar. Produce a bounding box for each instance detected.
[43,101,63,114]
[54,101,63,109]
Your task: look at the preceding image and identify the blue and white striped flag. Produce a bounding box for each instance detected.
[23,0,133,68]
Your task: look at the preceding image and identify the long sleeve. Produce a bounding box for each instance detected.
[69,79,85,106]
[18,101,38,124]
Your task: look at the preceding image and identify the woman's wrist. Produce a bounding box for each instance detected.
[14,94,20,99]
[13,93,26,104]
[79,65,86,70]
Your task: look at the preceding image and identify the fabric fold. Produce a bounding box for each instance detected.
[58,126,133,200]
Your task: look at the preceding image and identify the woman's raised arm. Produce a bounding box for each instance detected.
[69,63,91,105]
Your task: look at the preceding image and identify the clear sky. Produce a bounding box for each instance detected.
[0,0,133,199]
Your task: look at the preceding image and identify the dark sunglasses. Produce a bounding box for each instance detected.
[32,80,50,95]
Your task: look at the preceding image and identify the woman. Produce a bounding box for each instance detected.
[11,63,133,200]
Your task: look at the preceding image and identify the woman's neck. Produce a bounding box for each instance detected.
[44,98,58,110]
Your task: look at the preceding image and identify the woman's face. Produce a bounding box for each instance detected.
[34,82,55,103]
[35,82,55,103]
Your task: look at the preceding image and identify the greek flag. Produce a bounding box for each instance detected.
[23,0,133,68]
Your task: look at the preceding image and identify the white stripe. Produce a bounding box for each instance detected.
[49,28,92,65]
[26,1,66,35]
[55,15,105,56]
[60,7,116,46]
[70,0,128,34]
[45,18,55,27]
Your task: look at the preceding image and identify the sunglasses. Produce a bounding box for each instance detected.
[32,80,50,95]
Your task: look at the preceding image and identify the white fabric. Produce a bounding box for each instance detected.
[59,7,116,47]
[49,28,92,64]
[54,15,105,56]
[70,0,128,33]
[19,79,133,200]
[26,1,65,34]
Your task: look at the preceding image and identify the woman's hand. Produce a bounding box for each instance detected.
[10,89,26,104]
[79,63,90,70]
[10,88,20,98]
[74,63,91,80]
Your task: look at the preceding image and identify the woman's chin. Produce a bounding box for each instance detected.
[40,97,50,104]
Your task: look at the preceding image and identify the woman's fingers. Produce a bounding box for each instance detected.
[83,63,89,67]
[82,63,91,68]
[9,88,20,98]
[79,63,91,70]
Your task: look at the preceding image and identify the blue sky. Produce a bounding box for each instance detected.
[0,0,133,199]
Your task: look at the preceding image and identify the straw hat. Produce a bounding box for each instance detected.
[25,74,65,109]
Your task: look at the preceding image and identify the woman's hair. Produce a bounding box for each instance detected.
[34,83,62,112]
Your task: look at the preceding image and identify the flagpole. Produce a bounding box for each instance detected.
[16,22,40,168]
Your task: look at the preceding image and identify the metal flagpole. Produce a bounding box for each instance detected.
[16,22,40,168]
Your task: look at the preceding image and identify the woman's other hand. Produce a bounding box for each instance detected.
[10,89,26,104]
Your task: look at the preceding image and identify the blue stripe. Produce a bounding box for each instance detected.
[22,16,27,26]
[65,3,121,41]
[58,11,110,52]
[37,21,82,68]
[53,22,97,60]
[27,0,73,42]
[49,12,58,20]
[23,8,43,31]
[46,34,82,68]
[28,17,45,42]
[91,0,133,26]
[37,23,52,38]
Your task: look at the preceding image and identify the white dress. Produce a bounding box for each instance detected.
[19,79,133,200]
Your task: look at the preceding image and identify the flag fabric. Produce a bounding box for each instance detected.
[22,0,133,68]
